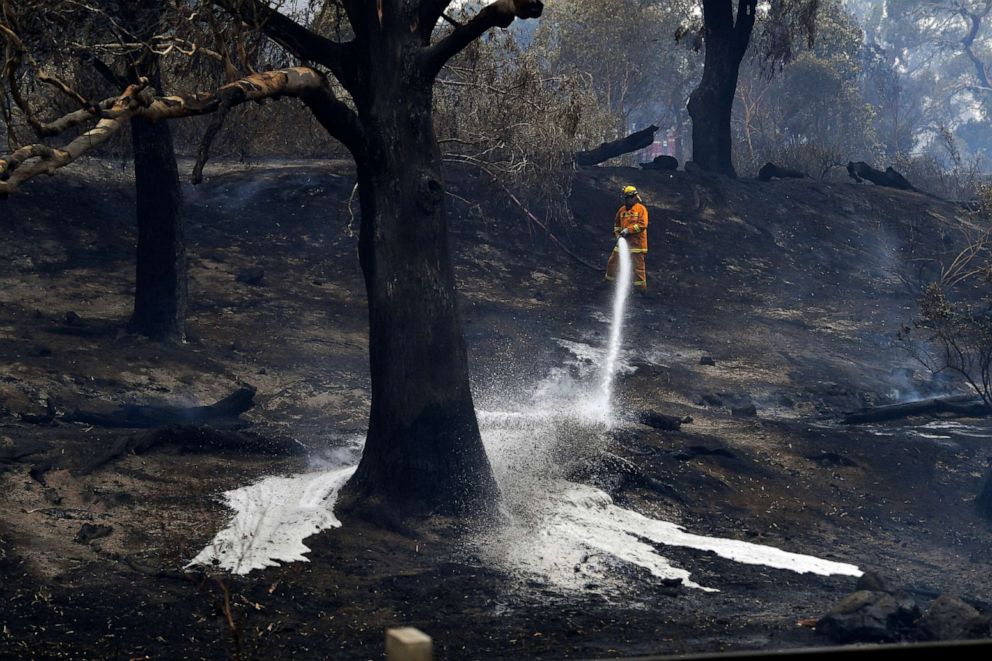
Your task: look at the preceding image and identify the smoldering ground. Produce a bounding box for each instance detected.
[1,161,991,658]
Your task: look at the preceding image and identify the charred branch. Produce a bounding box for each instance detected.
[758,162,807,181]
[299,81,364,157]
[641,155,679,171]
[639,410,693,431]
[191,104,231,185]
[733,0,759,56]
[422,0,456,33]
[960,4,992,92]
[67,426,305,478]
[575,125,658,167]
[84,52,130,89]
[64,386,258,430]
[422,0,544,78]
[841,395,990,425]
[847,161,916,191]
[420,3,464,40]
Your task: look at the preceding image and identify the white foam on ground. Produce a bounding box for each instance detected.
[476,405,862,594]
[188,466,356,574]
[487,481,862,593]
[190,270,860,586]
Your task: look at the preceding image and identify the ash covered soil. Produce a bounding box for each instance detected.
[1,159,991,659]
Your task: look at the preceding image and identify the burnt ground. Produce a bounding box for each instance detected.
[1,159,991,659]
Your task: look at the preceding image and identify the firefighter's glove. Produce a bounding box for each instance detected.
[620,229,630,237]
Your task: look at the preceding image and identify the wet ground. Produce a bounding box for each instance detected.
[1,159,991,658]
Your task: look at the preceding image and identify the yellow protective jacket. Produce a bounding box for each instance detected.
[614,202,649,253]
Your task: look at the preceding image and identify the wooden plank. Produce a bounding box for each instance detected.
[386,627,432,661]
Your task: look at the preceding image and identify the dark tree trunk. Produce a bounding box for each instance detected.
[213,0,547,517]
[339,72,498,516]
[106,7,187,341]
[687,0,756,177]
[129,106,186,341]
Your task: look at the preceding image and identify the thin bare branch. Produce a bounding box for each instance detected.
[422,0,543,79]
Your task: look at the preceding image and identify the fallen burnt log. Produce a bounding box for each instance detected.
[65,386,257,429]
[0,439,49,475]
[575,125,658,166]
[758,162,807,182]
[842,395,990,424]
[640,155,678,171]
[74,425,306,475]
[846,161,916,191]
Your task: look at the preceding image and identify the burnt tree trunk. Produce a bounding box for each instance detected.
[338,52,498,517]
[107,7,187,341]
[213,0,545,517]
[687,0,756,177]
[129,110,186,341]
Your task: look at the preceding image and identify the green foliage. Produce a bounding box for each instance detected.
[870,1,992,161]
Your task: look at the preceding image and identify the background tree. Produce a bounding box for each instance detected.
[731,0,879,177]
[0,0,211,341]
[531,0,700,164]
[685,0,820,176]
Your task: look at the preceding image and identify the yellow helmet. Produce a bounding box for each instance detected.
[622,185,638,196]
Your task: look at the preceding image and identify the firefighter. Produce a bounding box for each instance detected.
[606,185,648,291]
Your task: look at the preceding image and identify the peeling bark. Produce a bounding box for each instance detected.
[0,68,332,195]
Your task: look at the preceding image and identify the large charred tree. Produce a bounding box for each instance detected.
[224,0,545,516]
[687,0,757,177]
[3,0,546,516]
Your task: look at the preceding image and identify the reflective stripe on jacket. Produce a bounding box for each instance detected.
[614,202,649,252]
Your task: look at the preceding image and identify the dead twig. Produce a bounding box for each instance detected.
[446,156,599,271]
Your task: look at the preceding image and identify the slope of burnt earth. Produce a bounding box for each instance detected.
[1,160,990,658]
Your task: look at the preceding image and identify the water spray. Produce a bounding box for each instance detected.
[191,234,861,588]
[598,237,632,423]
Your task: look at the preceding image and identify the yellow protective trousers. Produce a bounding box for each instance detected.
[606,250,647,290]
